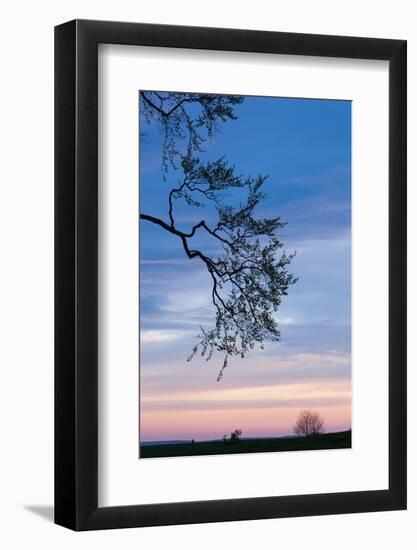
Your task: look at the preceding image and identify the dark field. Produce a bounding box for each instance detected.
[140,430,351,459]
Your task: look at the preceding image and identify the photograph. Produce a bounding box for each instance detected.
[138,90,352,459]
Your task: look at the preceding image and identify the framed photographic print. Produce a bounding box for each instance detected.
[55,19,406,530]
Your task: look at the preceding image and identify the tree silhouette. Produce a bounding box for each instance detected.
[293,410,325,437]
[229,428,243,442]
[140,91,297,379]
[222,429,243,444]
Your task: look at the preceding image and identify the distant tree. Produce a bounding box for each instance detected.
[294,410,324,437]
[229,429,243,443]
[140,91,297,379]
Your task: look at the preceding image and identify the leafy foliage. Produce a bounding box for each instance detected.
[140,91,297,379]
[140,91,243,175]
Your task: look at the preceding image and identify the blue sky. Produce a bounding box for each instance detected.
[139,93,351,441]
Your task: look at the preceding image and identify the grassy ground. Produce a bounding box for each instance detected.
[140,430,351,459]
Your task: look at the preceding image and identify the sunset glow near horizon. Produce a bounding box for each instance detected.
[139,94,351,442]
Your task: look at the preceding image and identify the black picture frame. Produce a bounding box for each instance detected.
[55,19,407,531]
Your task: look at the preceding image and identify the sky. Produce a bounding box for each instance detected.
[139,93,351,442]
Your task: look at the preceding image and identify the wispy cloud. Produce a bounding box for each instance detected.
[142,378,350,409]
[141,330,189,344]
[140,352,351,397]
[141,259,191,266]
